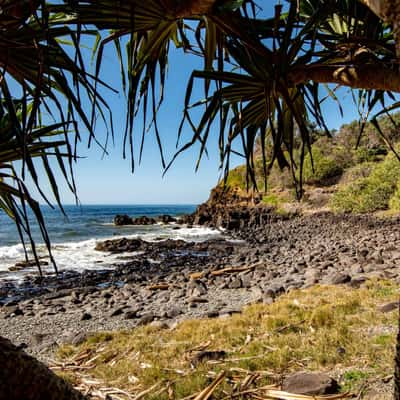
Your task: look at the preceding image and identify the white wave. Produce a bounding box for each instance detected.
[0,225,223,282]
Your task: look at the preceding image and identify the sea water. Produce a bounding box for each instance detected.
[0,205,222,281]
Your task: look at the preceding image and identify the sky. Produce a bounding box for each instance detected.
[29,2,391,206]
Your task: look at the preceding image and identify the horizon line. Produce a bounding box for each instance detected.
[38,203,200,206]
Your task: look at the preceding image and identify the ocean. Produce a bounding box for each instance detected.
[0,205,222,281]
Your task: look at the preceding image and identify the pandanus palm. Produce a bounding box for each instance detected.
[1,1,400,399]
[0,0,113,268]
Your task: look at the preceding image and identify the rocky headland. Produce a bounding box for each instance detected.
[1,205,399,362]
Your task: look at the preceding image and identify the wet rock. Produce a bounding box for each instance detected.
[158,215,176,224]
[114,214,133,226]
[131,216,156,225]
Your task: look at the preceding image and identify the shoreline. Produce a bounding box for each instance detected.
[1,211,400,361]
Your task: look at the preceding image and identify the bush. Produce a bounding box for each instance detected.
[331,149,400,213]
[354,146,387,163]
[339,162,374,185]
[224,165,247,190]
[302,147,343,185]
[389,181,400,211]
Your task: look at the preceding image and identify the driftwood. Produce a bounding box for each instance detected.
[147,283,170,290]
[210,266,255,276]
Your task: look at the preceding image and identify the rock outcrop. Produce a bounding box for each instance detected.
[189,186,287,230]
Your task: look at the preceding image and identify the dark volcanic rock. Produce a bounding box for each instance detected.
[158,215,176,224]
[282,372,340,395]
[131,216,156,225]
[190,350,226,366]
[81,312,92,321]
[114,214,133,226]
[95,238,144,253]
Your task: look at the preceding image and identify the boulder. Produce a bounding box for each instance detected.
[114,214,133,226]
[131,216,156,225]
[158,214,176,224]
[282,372,339,395]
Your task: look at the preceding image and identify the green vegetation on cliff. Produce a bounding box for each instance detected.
[223,112,400,214]
[331,148,400,213]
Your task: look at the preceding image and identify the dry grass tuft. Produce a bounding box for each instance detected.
[55,280,399,399]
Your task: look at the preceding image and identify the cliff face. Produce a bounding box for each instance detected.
[189,186,284,230]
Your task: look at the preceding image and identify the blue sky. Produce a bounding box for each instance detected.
[32,3,390,206]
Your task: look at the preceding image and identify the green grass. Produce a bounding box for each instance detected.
[57,280,399,399]
[341,370,371,392]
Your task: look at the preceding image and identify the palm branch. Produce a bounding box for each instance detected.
[0,1,113,273]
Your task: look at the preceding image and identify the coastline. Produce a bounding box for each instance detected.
[1,211,399,362]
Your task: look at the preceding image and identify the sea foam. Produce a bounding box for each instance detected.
[0,225,222,281]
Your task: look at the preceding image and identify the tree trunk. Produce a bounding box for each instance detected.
[359,0,400,56]
[289,64,400,92]
[173,0,217,17]
[0,336,86,400]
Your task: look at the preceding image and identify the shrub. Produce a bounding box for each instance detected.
[354,146,387,163]
[224,165,247,190]
[389,181,400,211]
[339,162,374,185]
[331,149,400,213]
[302,147,343,185]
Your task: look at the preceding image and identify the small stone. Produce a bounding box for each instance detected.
[228,277,242,289]
[325,273,351,285]
[109,307,125,317]
[4,306,24,318]
[149,321,169,330]
[190,280,208,296]
[190,350,227,367]
[263,296,274,305]
[137,313,155,325]
[348,276,367,288]
[81,312,92,321]
[188,296,208,304]
[124,310,138,319]
[165,306,183,319]
[207,310,220,318]
[379,301,399,313]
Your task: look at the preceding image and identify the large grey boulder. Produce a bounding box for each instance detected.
[282,372,339,395]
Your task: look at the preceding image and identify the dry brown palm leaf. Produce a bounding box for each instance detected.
[192,370,226,400]
[259,389,352,400]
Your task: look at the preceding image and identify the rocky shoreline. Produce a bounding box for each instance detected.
[1,210,400,361]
